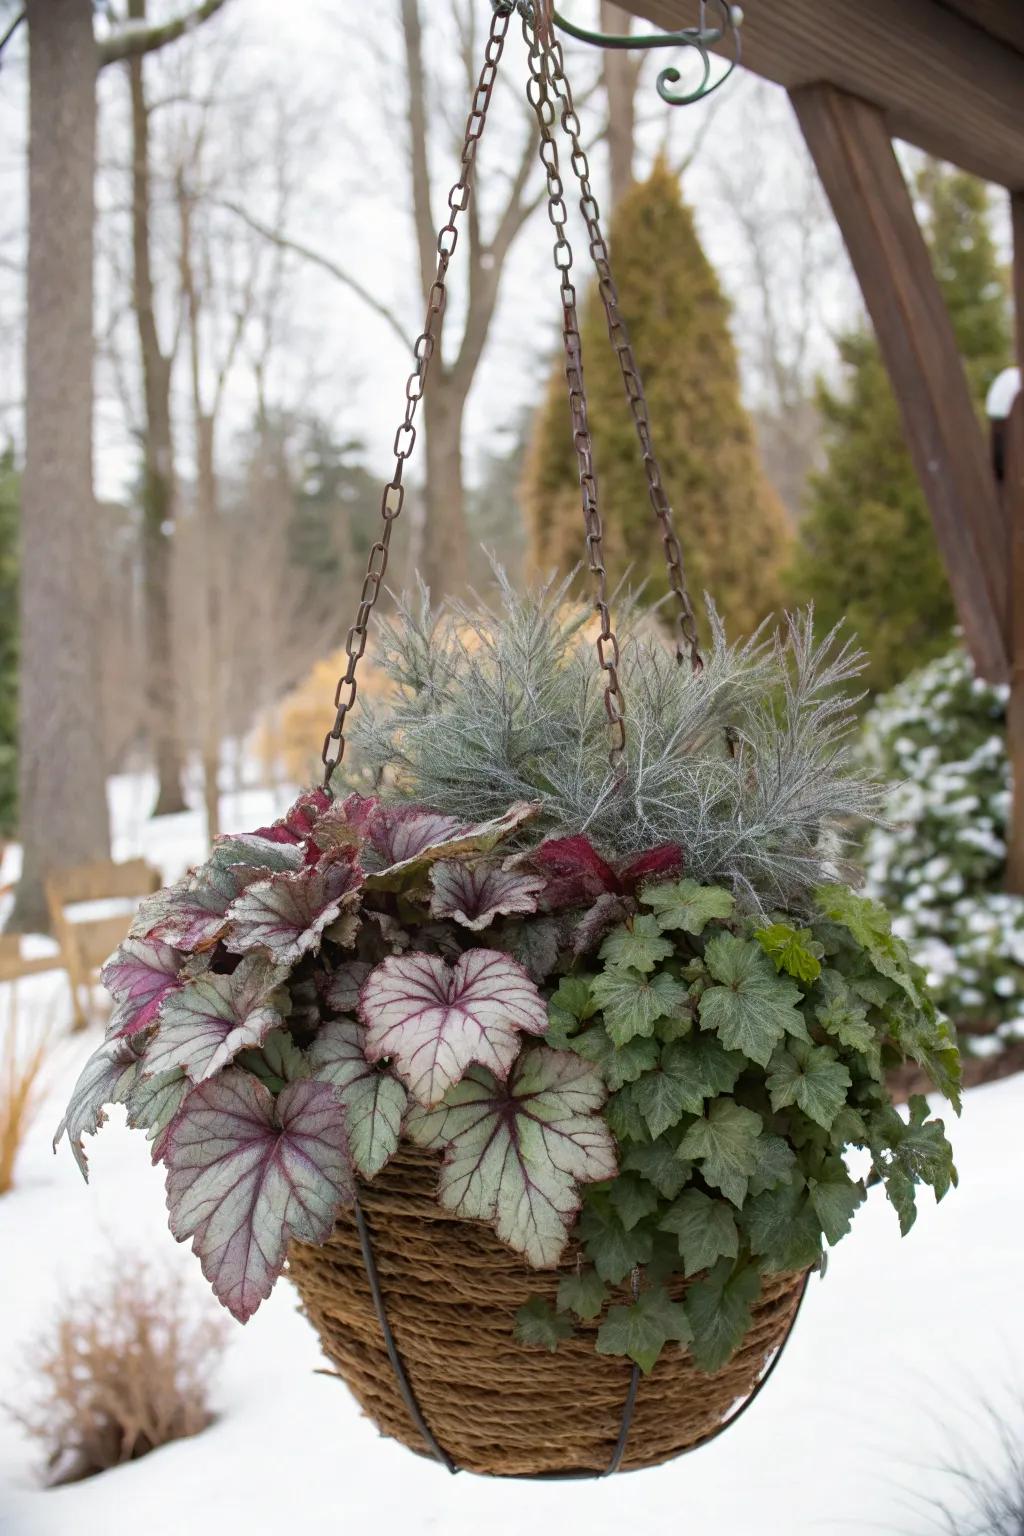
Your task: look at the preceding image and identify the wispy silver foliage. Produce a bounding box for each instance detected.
[352,570,883,911]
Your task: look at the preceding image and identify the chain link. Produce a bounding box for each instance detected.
[523,14,628,774]
[543,36,705,674]
[320,5,512,791]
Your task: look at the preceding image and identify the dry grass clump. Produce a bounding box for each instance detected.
[13,1261,227,1484]
[0,1002,51,1195]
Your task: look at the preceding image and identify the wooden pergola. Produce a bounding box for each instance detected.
[620,0,1024,879]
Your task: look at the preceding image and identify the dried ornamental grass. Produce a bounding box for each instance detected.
[12,1261,226,1484]
[0,1001,52,1195]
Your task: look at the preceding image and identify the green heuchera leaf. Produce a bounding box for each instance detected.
[590,968,689,1046]
[659,1189,739,1277]
[631,1060,698,1140]
[556,1268,608,1322]
[814,884,928,1012]
[596,1285,693,1374]
[621,1136,693,1200]
[748,1133,797,1195]
[514,1298,573,1352]
[405,1047,617,1267]
[641,879,735,935]
[754,923,823,985]
[699,934,808,1067]
[545,976,597,1048]
[599,915,675,975]
[766,1040,852,1130]
[571,1025,659,1090]
[578,1192,655,1283]
[677,1099,763,1208]
[660,1033,745,1106]
[742,1181,823,1273]
[814,970,877,1057]
[871,1095,957,1235]
[685,1259,762,1373]
[808,1161,866,1246]
[608,1172,661,1232]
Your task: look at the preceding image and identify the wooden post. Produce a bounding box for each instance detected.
[1004,191,1024,892]
[790,83,1010,684]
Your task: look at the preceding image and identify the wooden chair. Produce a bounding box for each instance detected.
[0,931,64,986]
[45,858,162,1030]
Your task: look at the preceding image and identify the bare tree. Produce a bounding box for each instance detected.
[599,3,642,209]
[9,0,228,930]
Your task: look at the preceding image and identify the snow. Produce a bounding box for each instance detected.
[1,771,1022,1536]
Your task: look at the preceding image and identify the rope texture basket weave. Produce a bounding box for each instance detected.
[288,1146,809,1477]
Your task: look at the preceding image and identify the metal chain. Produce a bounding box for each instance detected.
[543,35,705,673]
[320,4,513,791]
[523,13,627,774]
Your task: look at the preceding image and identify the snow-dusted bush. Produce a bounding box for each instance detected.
[861,645,1023,1052]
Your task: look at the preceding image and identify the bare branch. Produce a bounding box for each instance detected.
[215,198,416,353]
[97,0,229,68]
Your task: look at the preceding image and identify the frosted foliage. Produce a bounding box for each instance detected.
[351,572,881,909]
[861,645,1023,1044]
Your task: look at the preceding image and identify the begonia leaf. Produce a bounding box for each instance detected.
[320,960,371,1016]
[493,915,562,983]
[360,948,548,1107]
[529,834,620,908]
[641,879,735,935]
[428,860,545,931]
[131,867,239,953]
[684,1258,762,1373]
[677,1099,764,1208]
[225,853,363,965]
[364,802,539,890]
[252,788,332,845]
[617,844,685,891]
[164,1071,355,1321]
[596,1285,692,1374]
[141,955,288,1084]
[101,937,183,1039]
[514,1298,573,1352]
[570,892,633,957]
[698,934,808,1067]
[405,1048,616,1267]
[54,1038,140,1180]
[659,1188,739,1277]
[208,834,305,879]
[309,1018,407,1177]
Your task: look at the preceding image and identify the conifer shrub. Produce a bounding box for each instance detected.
[56,579,958,1380]
[523,162,792,639]
[862,645,1023,1058]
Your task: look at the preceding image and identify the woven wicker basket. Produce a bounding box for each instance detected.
[288,1146,808,1478]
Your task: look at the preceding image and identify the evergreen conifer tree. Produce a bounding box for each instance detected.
[788,164,1011,693]
[523,160,792,637]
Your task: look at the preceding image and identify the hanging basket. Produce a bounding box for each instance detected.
[289,1148,809,1477]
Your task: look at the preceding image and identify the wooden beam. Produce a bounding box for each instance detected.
[791,83,1008,682]
[936,0,1024,56]
[617,0,1024,189]
[1012,190,1024,372]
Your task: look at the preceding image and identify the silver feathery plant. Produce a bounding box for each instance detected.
[352,570,883,910]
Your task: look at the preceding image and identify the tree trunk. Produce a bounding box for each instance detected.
[9,0,112,933]
[196,413,221,844]
[419,381,467,597]
[600,2,638,209]
[129,0,188,817]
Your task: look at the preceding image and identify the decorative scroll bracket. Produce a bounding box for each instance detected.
[492,0,743,105]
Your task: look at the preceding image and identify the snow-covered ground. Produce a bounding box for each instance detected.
[1,771,1021,1536]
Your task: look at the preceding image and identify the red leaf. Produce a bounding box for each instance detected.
[619,844,686,891]
[532,835,621,908]
[253,788,332,846]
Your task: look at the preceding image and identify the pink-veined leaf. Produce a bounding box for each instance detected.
[252,788,332,846]
[309,1019,407,1177]
[164,1071,355,1322]
[406,1047,617,1267]
[102,937,183,1039]
[363,801,540,891]
[207,833,306,879]
[571,892,633,958]
[360,948,548,1107]
[310,793,379,856]
[130,870,236,953]
[54,1038,140,1180]
[140,955,288,1084]
[224,852,363,965]
[319,960,371,1015]
[429,861,545,931]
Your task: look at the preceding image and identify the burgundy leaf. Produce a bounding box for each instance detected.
[406,1047,617,1267]
[429,860,545,931]
[164,1071,355,1322]
[140,955,288,1083]
[224,852,363,966]
[360,948,548,1107]
[530,835,621,908]
[102,937,183,1039]
[619,844,686,891]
